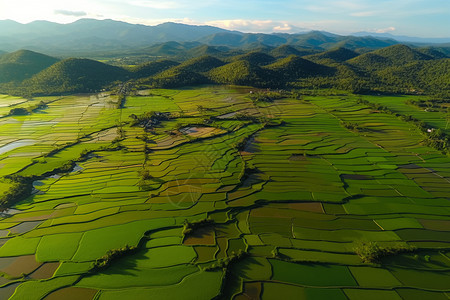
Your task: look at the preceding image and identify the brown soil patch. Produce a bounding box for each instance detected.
[419,219,450,231]
[180,127,225,138]
[238,282,262,299]
[9,221,42,234]
[0,283,21,300]
[0,276,13,286]
[194,246,217,262]
[29,262,60,279]
[288,202,324,213]
[288,154,307,161]
[54,203,77,209]
[44,287,98,300]
[11,211,55,222]
[0,257,17,269]
[1,255,41,277]
[399,164,422,169]
[184,227,215,245]
[341,174,373,180]
[250,207,291,218]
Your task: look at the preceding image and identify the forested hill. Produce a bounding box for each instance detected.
[0,50,59,83]
[0,44,448,97]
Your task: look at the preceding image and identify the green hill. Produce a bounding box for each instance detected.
[305,47,359,63]
[230,51,276,66]
[372,44,433,63]
[0,49,59,83]
[208,60,272,86]
[347,44,433,71]
[416,47,448,59]
[172,55,225,73]
[0,44,448,98]
[24,58,129,94]
[347,53,392,71]
[132,59,179,78]
[148,69,208,88]
[270,45,318,58]
[376,58,450,95]
[143,55,224,88]
[264,55,334,79]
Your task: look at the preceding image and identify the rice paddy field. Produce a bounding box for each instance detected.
[0,86,449,299]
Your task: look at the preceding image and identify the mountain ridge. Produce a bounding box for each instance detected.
[1,19,449,56]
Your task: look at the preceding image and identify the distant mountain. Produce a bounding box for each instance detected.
[288,31,338,48]
[0,19,228,55]
[352,32,450,44]
[1,19,448,57]
[24,58,129,94]
[142,41,200,56]
[0,49,58,83]
[186,45,228,58]
[199,32,288,48]
[330,36,397,52]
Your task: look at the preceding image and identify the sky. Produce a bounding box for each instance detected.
[0,0,449,37]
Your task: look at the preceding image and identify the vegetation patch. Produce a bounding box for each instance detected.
[354,241,417,263]
[90,245,138,272]
[182,218,214,236]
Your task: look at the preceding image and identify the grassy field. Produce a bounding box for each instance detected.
[0,86,448,299]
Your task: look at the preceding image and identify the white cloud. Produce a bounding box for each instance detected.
[206,20,272,31]
[130,1,184,9]
[55,10,87,17]
[375,26,396,33]
[273,23,292,32]
[305,0,366,13]
[203,19,307,33]
[351,11,376,17]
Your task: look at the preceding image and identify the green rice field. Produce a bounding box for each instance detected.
[0,86,449,299]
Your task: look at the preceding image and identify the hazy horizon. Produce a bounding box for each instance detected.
[0,0,449,38]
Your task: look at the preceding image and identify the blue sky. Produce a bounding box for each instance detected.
[0,0,449,37]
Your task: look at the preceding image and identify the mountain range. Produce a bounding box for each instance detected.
[352,32,450,44]
[1,19,449,57]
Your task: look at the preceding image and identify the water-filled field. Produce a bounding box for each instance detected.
[0,86,448,299]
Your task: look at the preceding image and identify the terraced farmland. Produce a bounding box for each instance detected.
[0,86,449,299]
